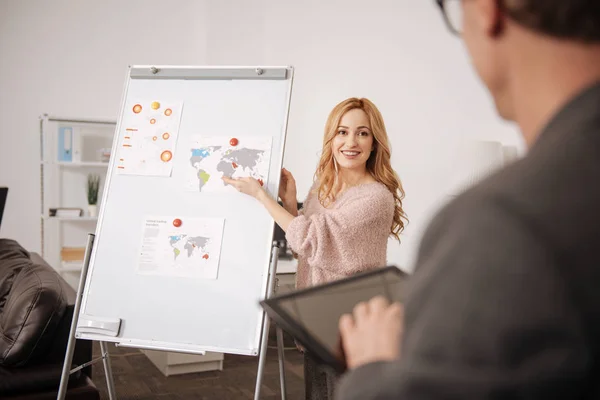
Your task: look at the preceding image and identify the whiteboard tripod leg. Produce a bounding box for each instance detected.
[254,310,272,400]
[276,326,288,400]
[254,245,285,400]
[100,341,118,400]
[57,234,95,400]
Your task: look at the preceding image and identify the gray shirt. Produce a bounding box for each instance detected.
[336,82,600,399]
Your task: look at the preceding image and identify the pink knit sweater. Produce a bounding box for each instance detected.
[286,182,395,289]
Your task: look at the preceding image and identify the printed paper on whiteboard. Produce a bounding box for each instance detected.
[185,136,272,193]
[137,216,224,279]
[116,100,183,176]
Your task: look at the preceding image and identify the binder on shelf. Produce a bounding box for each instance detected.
[72,127,82,162]
[57,127,73,162]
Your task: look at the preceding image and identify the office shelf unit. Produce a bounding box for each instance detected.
[40,115,115,288]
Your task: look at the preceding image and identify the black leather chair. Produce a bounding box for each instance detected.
[0,239,99,399]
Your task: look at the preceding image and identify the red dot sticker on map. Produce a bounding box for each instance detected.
[258,179,264,187]
[173,219,182,227]
[202,254,209,259]
[230,138,239,146]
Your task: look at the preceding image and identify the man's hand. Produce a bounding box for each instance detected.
[339,296,404,370]
[222,176,264,199]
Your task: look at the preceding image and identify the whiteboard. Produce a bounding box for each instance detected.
[76,66,294,355]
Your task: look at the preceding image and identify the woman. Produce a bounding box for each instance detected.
[223,97,407,400]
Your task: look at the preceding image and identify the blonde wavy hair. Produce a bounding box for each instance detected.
[314,97,408,241]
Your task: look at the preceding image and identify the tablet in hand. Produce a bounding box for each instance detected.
[260,266,408,372]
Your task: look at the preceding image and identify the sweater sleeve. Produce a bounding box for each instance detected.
[285,187,393,270]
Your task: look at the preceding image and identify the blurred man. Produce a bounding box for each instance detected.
[337,1,600,398]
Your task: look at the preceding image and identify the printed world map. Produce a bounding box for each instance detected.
[185,136,272,193]
[169,234,210,261]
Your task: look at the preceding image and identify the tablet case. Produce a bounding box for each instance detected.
[260,265,408,372]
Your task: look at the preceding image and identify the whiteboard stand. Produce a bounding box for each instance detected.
[58,65,295,399]
[254,244,288,400]
[276,325,288,399]
[58,234,288,400]
[57,234,118,400]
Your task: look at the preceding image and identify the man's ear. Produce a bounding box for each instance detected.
[475,0,505,37]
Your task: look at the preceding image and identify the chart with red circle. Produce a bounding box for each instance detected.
[117,100,184,177]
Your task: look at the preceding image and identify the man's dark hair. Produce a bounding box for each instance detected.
[503,0,600,43]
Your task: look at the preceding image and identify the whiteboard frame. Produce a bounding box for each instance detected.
[76,65,295,355]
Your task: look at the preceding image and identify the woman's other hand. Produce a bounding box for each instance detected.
[295,340,305,354]
[279,168,297,205]
[222,176,264,199]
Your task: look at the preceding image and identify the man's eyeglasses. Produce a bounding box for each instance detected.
[436,0,464,35]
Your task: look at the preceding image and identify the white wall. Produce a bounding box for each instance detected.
[0,0,524,270]
[205,0,525,270]
[0,0,208,251]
